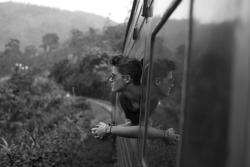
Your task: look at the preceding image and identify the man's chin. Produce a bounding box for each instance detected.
[167,88,173,96]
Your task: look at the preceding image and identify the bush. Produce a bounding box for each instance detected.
[0,72,115,167]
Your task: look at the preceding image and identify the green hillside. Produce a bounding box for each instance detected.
[0,2,115,50]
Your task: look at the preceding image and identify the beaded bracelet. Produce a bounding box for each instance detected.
[109,125,112,134]
[105,125,112,135]
[105,125,108,134]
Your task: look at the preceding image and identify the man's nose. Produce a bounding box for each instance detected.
[169,80,174,87]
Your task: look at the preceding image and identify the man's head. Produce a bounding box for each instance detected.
[142,59,176,97]
[109,56,142,92]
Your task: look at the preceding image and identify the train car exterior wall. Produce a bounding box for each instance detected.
[119,0,250,167]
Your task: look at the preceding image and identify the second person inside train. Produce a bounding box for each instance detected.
[91,55,179,142]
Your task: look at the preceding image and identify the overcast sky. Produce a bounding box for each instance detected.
[0,0,133,23]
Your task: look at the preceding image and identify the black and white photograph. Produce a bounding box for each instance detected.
[0,0,249,167]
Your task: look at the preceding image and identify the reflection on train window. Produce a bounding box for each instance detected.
[143,57,182,167]
[153,0,174,17]
[140,3,188,167]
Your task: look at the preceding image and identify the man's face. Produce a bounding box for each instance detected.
[109,66,127,92]
[154,71,175,96]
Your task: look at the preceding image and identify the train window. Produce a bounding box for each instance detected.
[139,0,190,166]
[124,0,144,56]
[153,0,175,17]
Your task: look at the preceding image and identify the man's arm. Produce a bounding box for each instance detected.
[91,122,173,139]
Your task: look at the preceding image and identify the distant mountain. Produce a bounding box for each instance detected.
[0,2,115,50]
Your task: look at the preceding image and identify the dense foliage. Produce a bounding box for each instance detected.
[0,23,126,77]
[0,71,115,167]
[50,53,111,100]
[0,17,125,166]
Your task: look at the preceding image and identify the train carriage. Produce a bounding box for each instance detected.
[113,0,250,167]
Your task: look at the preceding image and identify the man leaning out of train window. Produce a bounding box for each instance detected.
[91,55,179,143]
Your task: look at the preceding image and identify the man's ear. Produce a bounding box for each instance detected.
[154,78,161,86]
[123,75,131,84]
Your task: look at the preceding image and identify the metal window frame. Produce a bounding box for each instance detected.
[140,0,183,166]
[123,0,144,56]
[178,0,194,167]
[125,6,147,57]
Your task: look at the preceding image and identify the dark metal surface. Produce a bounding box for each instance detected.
[227,1,250,167]
[180,0,250,167]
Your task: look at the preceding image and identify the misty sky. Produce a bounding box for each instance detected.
[0,0,133,23]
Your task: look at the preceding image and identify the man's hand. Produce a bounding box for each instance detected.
[91,122,109,139]
[164,128,180,145]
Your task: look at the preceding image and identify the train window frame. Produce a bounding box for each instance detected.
[139,0,183,165]
[125,5,148,57]
[124,0,145,56]
[142,0,154,18]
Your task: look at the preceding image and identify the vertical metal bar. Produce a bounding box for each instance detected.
[123,0,138,51]
[142,0,148,17]
[177,0,194,167]
[141,0,182,164]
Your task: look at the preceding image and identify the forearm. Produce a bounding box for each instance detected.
[110,125,164,139]
[92,122,178,141]
[146,126,165,138]
[92,122,176,140]
[111,125,140,138]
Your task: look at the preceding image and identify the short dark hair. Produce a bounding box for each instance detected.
[142,59,176,83]
[152,59,176,78]
[110,55,142,85]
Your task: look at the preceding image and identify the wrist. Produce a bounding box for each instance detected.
[109,125,112,134]
[163,129,170,138]
[106,125,112,135]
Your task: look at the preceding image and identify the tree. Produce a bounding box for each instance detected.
[103,24,126,52]
[88,27,97,37]
[24,45,37,58]
[5,39,20,52]
[4,38,22,56]
[71,29,84,40]
[0,39,23,77]
[41,33,59,53]
[67,29,87,56]
[50,53,111,100]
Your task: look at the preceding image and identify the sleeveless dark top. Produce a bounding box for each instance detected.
[119,94,140,125]
[119,94,159,125]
